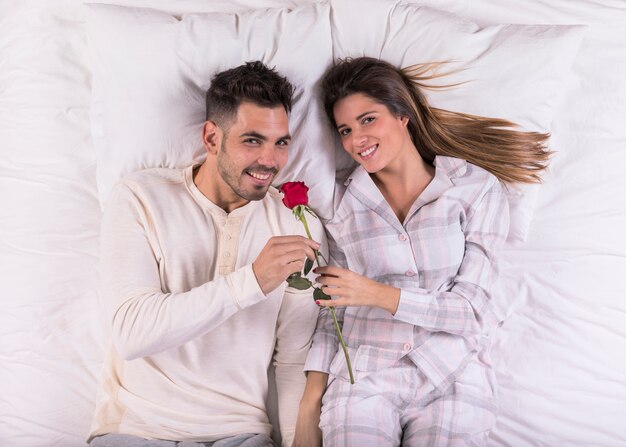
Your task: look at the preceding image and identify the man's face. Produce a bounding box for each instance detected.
[217,102,290,202]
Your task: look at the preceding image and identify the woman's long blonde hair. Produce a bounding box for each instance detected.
[321,57,551,184]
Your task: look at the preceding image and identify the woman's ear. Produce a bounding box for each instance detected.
[202,120,222,154]
[400,116,410,127]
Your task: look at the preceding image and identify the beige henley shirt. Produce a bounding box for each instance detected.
[88,165,325,446]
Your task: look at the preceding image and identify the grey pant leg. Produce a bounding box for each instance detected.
[210,434,275,447]
[90,434,177,447]
[91,433,274,447]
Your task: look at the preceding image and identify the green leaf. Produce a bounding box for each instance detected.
[303,258,314,276]
[287,275,313,290]
[313,287,331,301]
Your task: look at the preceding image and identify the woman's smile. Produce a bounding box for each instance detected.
[358,144,378,160]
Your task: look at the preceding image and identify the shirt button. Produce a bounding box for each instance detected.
[405,270,416,277]
[223,233,232,240]
[403,343,412,351]
[398,234,407,241]
[223,252,231,259]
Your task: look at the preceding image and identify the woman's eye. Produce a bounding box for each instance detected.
[362,116,375,124]
[339,128,351,137]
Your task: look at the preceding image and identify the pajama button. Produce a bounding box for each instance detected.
[398,234,407,241]
[405,270,416,277]
[403,343,412,351]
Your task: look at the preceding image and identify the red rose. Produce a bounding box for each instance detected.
[279,181,309,209]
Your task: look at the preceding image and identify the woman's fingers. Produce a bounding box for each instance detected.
[315,274,342,286]
[315,297,346,307]
[314,265,345,277]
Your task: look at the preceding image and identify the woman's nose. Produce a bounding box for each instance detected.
[351,129,367,148]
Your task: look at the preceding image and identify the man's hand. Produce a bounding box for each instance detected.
[252,236,320,295]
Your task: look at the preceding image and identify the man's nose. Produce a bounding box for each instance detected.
[257,145,278,167]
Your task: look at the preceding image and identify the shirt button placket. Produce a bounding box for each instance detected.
[218,215,238,275]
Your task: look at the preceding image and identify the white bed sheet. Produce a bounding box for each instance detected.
[453,2,626,444]
[0,1,104,445]
[1,0,625,446]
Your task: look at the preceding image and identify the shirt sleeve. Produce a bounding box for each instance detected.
[303,226,347,374]
[393,180,510,336]
[101,183,266,361]
[273,213,328,446]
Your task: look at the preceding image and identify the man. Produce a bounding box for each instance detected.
[88,61,326,447]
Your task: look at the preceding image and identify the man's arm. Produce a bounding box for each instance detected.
[102,183,318,360]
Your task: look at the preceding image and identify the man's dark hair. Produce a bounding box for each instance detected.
[205,61,295,128]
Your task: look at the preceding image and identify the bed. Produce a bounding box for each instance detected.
[1,0,625,446]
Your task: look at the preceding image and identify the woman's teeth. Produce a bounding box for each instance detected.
[360,145,377,157]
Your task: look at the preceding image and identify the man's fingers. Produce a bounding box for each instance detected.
[278,248,311,265]
[286,259,305,274]
[275,244,318,265]
[269,235,321,249]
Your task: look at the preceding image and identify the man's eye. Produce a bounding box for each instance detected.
[276,140,290,147]
[244,138,260,144]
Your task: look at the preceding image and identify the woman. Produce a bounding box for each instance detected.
[293,57,549,446]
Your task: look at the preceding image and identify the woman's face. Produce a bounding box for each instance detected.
[332,93,413,174]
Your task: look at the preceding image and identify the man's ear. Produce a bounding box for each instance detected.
[202,120,222,154]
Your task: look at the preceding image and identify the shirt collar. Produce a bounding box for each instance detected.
[433,155,467,179]
[345,155,465,188]
[415,155,466,208]
[343,155,466,224]
[184,164,258,218]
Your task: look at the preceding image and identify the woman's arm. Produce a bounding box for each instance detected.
[292,371,328,447]
[315,180,509,337]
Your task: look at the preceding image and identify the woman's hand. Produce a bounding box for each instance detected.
[292,400,323,447]
[314,266,401,315]
[292,371,327,447]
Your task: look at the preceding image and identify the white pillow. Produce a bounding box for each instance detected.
[329,0,586,242]
[84,0,322,15]
[88,0,585,241]
[87,2,337,217]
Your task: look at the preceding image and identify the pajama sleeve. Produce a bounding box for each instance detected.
[303,228,348,374]
[393,179,510,336]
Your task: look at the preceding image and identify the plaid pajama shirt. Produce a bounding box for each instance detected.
[304,156,510,446]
